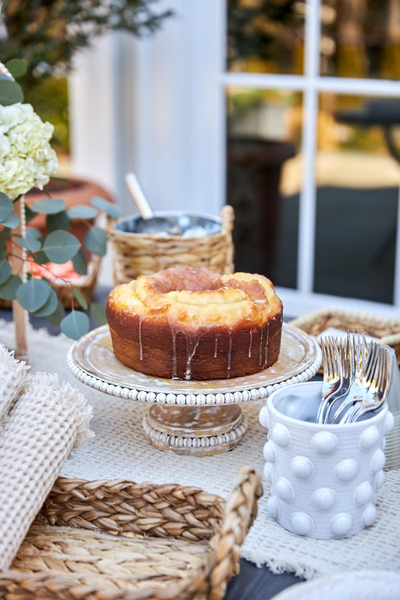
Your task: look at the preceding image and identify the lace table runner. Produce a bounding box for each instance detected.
[2,321,399,579]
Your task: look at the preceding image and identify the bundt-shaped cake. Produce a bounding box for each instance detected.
[106,265,283,380]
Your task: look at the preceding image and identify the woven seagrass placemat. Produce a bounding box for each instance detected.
[1,321,400,580]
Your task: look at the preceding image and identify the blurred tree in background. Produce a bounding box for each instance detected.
[0,0,173,153]
[227,0,305,75]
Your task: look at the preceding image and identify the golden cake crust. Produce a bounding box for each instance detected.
[107,266,283,380]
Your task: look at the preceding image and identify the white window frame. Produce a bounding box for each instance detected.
[220,0,400,318]
[70,0,400,317]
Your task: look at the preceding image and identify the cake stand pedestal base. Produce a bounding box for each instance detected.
[143,404,248,456]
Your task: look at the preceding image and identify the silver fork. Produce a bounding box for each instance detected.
[342,345,390,423]
[330,340,377,424]
[327,331,367,423]
[316,336,342,424]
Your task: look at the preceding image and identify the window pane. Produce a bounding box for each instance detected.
[226,89,302,288]
[314,94,400,303]
[321,0,400,80]
[227,0,305,75]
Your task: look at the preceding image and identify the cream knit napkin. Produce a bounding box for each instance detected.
[0,370,93,571]
[0,345,30,427]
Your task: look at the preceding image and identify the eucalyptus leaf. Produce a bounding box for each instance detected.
[0,79,23,106]
[34,249,49,265]
[68,205,97,220]
[25,205,36,223]
[17,237,41,252]
[47,300,66,326]
[91,196,123,218]
[0,258,11,284]
[71,285,88,310]
[90,302,107,326]
[0,274,22,300]
[72,247,88,275]
[84,227,107,257]
[46,211,70,232]
[16,278,51,313]
[31,199,66,215]
[26,227,42,239]
[1,212,19,229]
[0,240,7,259]
[31,287,58,317]
[0,193,13,223]
[61,310,90,340]
[43,230,81,263]
[0,229,10,259]
[5,58,28,78]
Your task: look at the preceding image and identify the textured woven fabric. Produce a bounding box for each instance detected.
[1,321,399,579]
[0,360,93,571]
[0,344,30,427]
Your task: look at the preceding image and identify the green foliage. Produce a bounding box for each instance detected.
[31,287,58,316]
[0,194,13,223]
[0,78,23,105]
[31,198,66,214]
[43,230,81,263]
[1,212,19,228]
[47,210,70,232]
[72,248,88,276]
[0,258,11,284]
[90,302,107,326]
[17,237,41,252]
[0,229,10,259]
[68,205,97,219]
[46,299,65,326]
[0,160,123,340]
[24,205,36,223]
[71,285,88,310]
[0,274,22,300]
[84,227,107,257]
[25,227,42,239]
[61,310,90,340]
[5,58,28,78]
[91,196,123,218]
[16,278,51,312]
[0,1,173,96]
[34,249,49,265]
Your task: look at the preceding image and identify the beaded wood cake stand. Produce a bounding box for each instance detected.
[68,323,321,456]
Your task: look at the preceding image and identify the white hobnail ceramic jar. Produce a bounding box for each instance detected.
[260,381,394,540]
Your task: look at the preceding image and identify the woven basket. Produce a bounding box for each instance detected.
[290,307,400,366]
[0,466,262,600]
[107,206,235,286]
[0,255,101,310]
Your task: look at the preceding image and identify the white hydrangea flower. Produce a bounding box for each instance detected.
[0,103,58,200]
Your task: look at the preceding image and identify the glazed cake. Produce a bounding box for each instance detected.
[106,265,283,380]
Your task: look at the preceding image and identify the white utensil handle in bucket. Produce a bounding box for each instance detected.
[125,173,153,220]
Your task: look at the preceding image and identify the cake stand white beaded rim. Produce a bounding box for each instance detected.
[67,323,322,406]
[67,324,321,456]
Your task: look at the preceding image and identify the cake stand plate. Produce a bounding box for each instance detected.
[68,323,321,456]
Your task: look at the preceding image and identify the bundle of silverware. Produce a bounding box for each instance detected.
[317,332,391,424]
